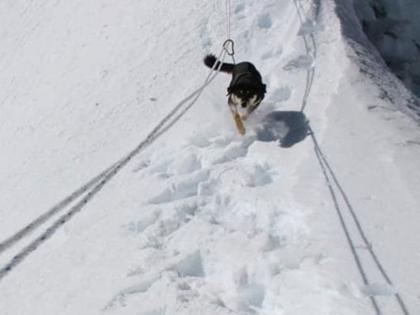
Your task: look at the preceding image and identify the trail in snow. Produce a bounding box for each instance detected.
[103,132,312,314]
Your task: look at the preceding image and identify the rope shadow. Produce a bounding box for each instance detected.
[255,110,309,147]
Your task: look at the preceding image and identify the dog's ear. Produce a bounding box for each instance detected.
[227,86,233,95]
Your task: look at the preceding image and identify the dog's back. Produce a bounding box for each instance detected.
[203,54,266,134]
[229,62,264,91]
[203,55,265,93]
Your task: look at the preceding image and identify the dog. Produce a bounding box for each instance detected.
[204,54,266,134]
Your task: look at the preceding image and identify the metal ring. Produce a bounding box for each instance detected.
[223,39,235,56]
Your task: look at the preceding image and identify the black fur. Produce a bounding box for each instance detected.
[203,54,266,116]
[204,55,234,73]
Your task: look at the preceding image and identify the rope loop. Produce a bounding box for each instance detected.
[223,39,236,64]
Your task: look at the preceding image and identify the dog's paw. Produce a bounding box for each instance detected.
[233,113,246,135]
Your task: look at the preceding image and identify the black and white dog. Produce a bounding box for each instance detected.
[204,54,266,133]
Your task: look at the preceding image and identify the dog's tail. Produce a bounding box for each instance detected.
[203,54,234,73]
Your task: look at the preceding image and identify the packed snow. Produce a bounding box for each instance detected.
[1,0,420,315]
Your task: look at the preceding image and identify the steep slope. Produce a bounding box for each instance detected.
[1,1,419,315]
[354,0,420,99]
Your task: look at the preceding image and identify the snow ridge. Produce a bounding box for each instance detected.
[335,0,420,121]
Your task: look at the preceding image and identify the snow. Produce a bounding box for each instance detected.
[1,0,420,314]
[354,0,420,98]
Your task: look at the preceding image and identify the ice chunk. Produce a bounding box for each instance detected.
[173,251,205,278]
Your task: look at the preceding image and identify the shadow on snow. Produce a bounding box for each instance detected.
[256,111,309,147]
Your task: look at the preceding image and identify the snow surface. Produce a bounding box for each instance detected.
[1,0,420,314]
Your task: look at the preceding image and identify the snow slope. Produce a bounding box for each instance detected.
[354,0,420,98]
[1,0,420,314]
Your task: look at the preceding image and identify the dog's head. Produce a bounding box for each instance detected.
[228,85,262,108]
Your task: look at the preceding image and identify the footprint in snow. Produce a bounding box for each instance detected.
[257,13,273,30]
[283,55,314,71]
[148,169,210,204]
[198,16,212,50]
[298,19,322,36]
[105,251,205,311]
[200,136,255,166]
[235,268,266,311]
[234,3,245,14]
[139,201,199,250]
[124,210,160,234]
[261,46,283,60]
[135,150,201,178]
[172,250,205,278]
[270,86,292,102]
[103,275,161,311]
[140,309,166,315]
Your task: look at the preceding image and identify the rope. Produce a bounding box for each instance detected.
[311,129,411,315]
[225,0,232,41]
[309,126,411,315]
[292,0,317,112]
[223,39,235,64]
[0,47,227,282]
[0,163,117,254]
[310,128,381,315]
[224,0,236,64]
[0,0,234,285]
[291,2,411,314]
